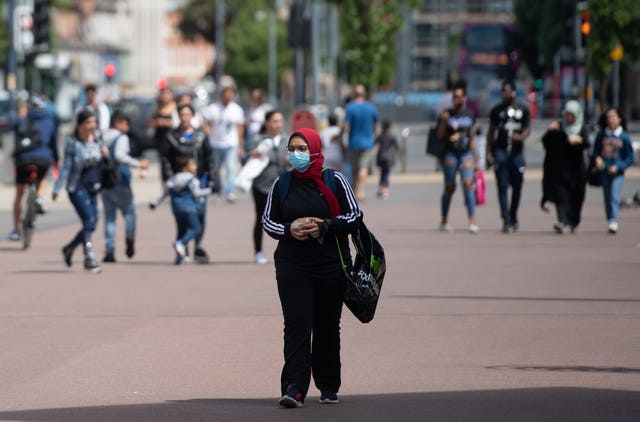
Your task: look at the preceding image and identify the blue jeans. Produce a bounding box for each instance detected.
[493,148,525,225]
[213,145,238,197]
[174,210,202,246]
[195,195,207,248]
[102,185,136,254]
[441,151,476,219]
[67,188,99,257]
[602,173,624,223]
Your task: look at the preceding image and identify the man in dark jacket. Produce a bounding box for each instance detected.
[9,95,58,241]
[158,104,215,263]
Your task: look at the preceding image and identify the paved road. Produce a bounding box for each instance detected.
[0,162,639,421]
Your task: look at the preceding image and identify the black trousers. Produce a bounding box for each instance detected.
[277,267,345,400]
[555,183,585,228]
[251,187,268,254]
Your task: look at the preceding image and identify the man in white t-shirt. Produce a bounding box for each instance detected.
[320,114,344,171]
[201,86,245,202]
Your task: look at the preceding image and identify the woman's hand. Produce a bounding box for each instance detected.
[548,121,560,131]
[595,156,605,170]
[290,217,323,240]
[608,165,618,175]
[101,146,109,157]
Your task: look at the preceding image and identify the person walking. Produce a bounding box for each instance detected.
[151,87,179,167]
[9,95,58,241]
[436,82,479,233]
[201,86,245,203]
[374,120,399,199]
[76,84,110,135]
[53,109,109,273]
[486,80,531,233]
[101,110,150,262]
[149,156,212,264]
[320,114,344,171]
[247,110,288,265]
[541,100,589,234]
[262,128,362,408]
[341,84,378,201]
[158,104,215,263]
[592,107,635,234]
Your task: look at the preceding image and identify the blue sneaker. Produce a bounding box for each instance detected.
[319,391,339,404]
[279,384,303,408]
[8,229,21,241]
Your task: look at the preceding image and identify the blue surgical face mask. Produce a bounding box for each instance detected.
[289,151,311,172]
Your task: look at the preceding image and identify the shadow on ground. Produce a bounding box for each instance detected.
[1,387,638,422]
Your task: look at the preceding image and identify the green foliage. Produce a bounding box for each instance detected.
[515,0,640,80]
[514,0,579,78]
[586,0,640,79]
[326,0,419,91]
[178,0,292,92]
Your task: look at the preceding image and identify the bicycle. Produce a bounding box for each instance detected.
[21,164,40,250]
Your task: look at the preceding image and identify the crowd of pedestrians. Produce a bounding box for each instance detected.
[2,78,637,411]
[6,80,638,265]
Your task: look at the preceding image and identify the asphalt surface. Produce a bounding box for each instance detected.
[0,126,639,421]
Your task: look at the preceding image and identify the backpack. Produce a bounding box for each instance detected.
[107,134,131,187]
[277,168,337,207]
[13,119,43,157]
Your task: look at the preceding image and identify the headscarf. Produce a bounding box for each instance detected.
[562,100,583,136]
[289,128,341,218]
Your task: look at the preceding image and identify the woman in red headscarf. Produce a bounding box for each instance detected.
[262,127,362,408]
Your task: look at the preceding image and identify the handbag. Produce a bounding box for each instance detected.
[587,156,602,187]
[426,125,445,159]
[101,155,120,189]
[336,221,386,323]
[475,169,486,205]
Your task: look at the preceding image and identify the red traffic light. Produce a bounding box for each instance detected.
[104,63,116,78]
[580,11,590,35]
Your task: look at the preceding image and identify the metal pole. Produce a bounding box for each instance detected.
[612,60,620,109]
[310,0,320,105]
[215,1,225,90]
[268,9,277,106]
[7,0,18,95]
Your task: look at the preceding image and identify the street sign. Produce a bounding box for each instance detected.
[290,108,316,132]
[610,44,624,62]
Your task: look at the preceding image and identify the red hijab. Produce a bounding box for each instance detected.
[289,128,341,218]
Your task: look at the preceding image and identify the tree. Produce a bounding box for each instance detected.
[326,0,419,92]
[178,0,293,92]
[514,0,580,78]
[585,0,640,111]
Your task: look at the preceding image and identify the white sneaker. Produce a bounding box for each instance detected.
[439,223,453,233]
[468,224,479,234]
[173,241,186,258]
[255,251,268,265]
[607,221,618,234]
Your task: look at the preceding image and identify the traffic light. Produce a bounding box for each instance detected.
[580,11,590,47]
[32,0,51,49]
[13,5,34,54]
[288,0,310,48]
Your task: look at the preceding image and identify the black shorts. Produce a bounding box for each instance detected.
[15,158,50,184]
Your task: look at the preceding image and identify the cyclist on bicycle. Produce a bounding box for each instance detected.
[9,95,58,241]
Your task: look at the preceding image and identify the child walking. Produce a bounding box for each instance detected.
[375,120,399,199]
[150,156,211,264]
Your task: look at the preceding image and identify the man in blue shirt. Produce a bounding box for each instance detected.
[9,95,58,241]
[342,84,378,201]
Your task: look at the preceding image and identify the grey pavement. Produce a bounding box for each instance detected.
[0,156,640,420]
